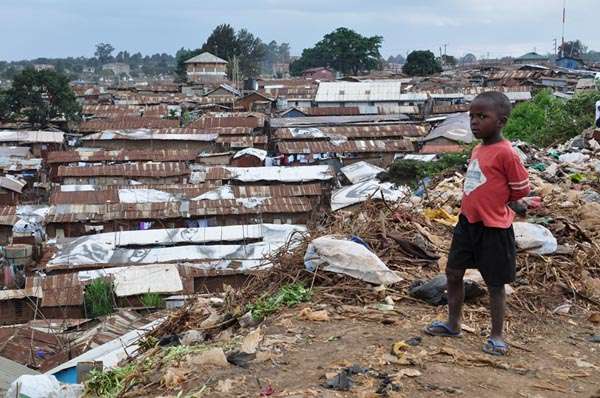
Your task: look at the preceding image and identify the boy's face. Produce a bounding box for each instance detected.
[469,99,506,140]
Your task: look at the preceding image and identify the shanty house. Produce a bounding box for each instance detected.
[301,67,335,81]
[555,56,584,70]
[514,52,549,65]
[185,52,228,84]
[314,81,419,114]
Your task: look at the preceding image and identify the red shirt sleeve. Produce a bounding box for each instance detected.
[505,149,530,201]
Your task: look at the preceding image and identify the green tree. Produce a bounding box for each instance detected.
[95,43,115,64]
[290,27,383,76]
[504,89,600,146]
[402,50,442,76]
[201,24,238,61]
[4,68,80,128]
[174,47,201,82]
[234,28,267,78]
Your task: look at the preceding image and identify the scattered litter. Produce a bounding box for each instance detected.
[423,208,459,227]
[299,307,330,321]
[552,303,572,315]
[180,330,205,346]
[304,235,402,285]
[188,347,229,367]
[226,351,255,368]
[558,152,590,164]
[409,274,486,306]
[162,367,188,389]
[513,222,558,255]
[240,328,262,354]
[405,336,422,346]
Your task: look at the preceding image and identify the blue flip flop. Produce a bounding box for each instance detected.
[482,338,509,356]
[424,320,462,337]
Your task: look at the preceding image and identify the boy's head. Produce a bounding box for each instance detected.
[469,91,512,140]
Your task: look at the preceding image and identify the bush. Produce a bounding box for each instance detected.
[84,278,114,318]
[504,89,600,147]
[387,151,469,186]
[247,283,312,321]
[141,292,164,308]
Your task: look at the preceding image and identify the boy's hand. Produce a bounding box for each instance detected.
[508,196,541,215]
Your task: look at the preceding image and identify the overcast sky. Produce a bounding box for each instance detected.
[1,0,597,61]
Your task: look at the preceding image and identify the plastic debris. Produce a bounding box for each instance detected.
[304,235,402,285]
[423,208,459,227]
[513,222,558,255]
[409,274,486,306]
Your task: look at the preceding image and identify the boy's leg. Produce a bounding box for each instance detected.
[446,267,465,332]
[488,284,506,340]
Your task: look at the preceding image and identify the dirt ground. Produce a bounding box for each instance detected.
[145,297,600,398]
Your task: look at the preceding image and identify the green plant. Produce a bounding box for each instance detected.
[85,364,135,398]
[387,151,469,187]
[247,283,312,321]
[504,89,600,147]
[84,278,115,318]
[141,291,164,308]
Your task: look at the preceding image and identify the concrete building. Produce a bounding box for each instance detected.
[184,52,228,84]
[102,63,131,76]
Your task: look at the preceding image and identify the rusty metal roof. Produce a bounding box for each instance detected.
[79,117,179,133]
[188,116,263,129]
[50,183,322,204]
[50,190,120,204]
[303,107,360,116]
[45,196,313,223]
[216,135,267,147]
[154,127,253,135]
[47,149,197,164]
[0,206,17,225]
[275,124,428,140]
[432,104,470,114]
[37,274,84,308]
[57,162,190,178]
[277,139,413,154]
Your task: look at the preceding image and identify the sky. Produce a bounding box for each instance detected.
[1,0,598,61]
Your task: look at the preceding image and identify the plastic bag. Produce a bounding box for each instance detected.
[513,222,557,255]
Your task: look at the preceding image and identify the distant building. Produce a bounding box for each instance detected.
[33,64,55,72]
[514,52,549,65]
[82,66,95,74]
[184,52,228,84]
[555,56,584,70]
[301,67,335,81]
[102,63,130,76]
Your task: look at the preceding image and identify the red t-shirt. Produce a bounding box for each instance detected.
[460,140,530,228]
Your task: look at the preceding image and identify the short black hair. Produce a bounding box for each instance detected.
[473,91,512,119]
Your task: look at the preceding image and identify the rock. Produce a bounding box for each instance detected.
[199,309,224,329]
[240,328,262,354]
[239,311,259,328]
[588,312,600,324]
[188,348,229,367]
[180,330,205,346]
[575,358,595,368]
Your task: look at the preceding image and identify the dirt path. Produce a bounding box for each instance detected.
[144,299,600,398]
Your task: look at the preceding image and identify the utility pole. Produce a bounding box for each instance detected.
[561,0,566,57]
[439,46,442,58]
[443,44,448,56]
[553,38,558,56]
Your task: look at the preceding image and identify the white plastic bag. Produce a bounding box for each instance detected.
[304,235,402,285]
[513,222,557,255]
[5,374,83,398]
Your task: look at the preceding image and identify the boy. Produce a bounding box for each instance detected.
[424,91,530,356]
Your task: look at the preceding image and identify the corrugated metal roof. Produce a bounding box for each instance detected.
[38,273,84,307]
[57,162,190,178]
[275,124,428,140]
[79,117,179,133]
[188,116,263,129]
[50,183,322,204]
[0,356,40,394]
[303,107,360,116]
[277,139,413,154]
[45,197,313,223]
[270,114,410,128]
[315,81,403,102]
[0,206,17,225]
[206,165,334,183]
[0,131,64,144]
[216,135,267,147]
[80,129,217,142]
[47,149,197,164]
[432,104,470,114]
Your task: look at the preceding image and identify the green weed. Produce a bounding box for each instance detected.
[247,283,312,321]
[84,278,114,318]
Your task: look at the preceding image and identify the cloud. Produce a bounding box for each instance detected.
[0,0,597,60]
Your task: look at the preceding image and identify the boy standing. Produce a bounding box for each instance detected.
[425,91,530,356]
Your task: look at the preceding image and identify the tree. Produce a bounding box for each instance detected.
[402,50,442,76]
[95,43,115,64]
[234,29,267,78]
[290,28,383,76]
[201,24,238,61]
[559,40,587,58]
[3,68,80,128]
[175,47,201,82]
[387,54,405,64]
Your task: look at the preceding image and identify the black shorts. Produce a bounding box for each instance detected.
[447,214,516,287]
